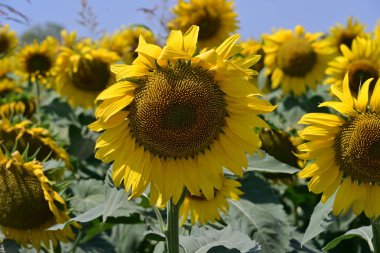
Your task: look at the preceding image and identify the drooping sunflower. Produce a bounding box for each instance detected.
[325,37,380,97]
[0,118,71,169]
[326,17,368,54]
[0,25,18,56]
[297,74,380,218]
[90,26,275,205]
[0,150,75,250]
[17,36,58,86]
[54,42,120,109]
[179,177,242,225]
[100,26,155,64]
[0,83,36,118]
[168,0,239,48]
[263,26,334,96]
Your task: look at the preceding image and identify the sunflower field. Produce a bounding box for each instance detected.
[0,0,380,252]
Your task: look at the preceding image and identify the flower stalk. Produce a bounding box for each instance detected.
[166,189,186,253]
[372,217,380,253]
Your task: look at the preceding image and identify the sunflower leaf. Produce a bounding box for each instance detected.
[301,196,336,245]
[323,226,373,252]
[247,152,299,174]
[179,226,260,253]
[225,199,292,253]
[71,179,105,213]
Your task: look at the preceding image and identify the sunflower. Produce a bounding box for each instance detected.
[263,26,334,96]
[0,119,71,169]
[0,57,16,78]
[326,17,368,54]
[54,41,120,109]
[240,39,264,73]
[100,26,155,64]
[297,74,380,218]
[0,25,18,56]
[17,36,58,86]
[325,37,380,97]
[375,20,380,42]
[179,177,242,225]
[168,0,239,48]
[0,81,35,118]
[259,128,303,169]
[0,150,74,250]
[90,26,275,205]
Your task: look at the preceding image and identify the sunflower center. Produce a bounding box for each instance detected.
[0,164,54,229]
[71,58,111,92]
[26,54,52,75]
[338,32,357,49]
[334,113,380,182]
[0,36,10,54]
[348,60,379,96]
[129,63,227,159]
[277,38,317,77]
[197,12,221,41]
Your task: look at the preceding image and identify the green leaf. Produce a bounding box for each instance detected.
[71,179,105,213]
[323,226,373,252]
[48,204,105,230]
[105,224,153,253]
[302,196,336,245]
[179,226,260,253]
[240,173,279,204]
[247,152,299,174]
[144,230,166,242]
[225,199,292,253]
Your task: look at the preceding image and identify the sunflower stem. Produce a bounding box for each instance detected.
[372,217,380,253]
[166,190,186,253]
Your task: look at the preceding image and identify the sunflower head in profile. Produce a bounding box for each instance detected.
[90,25,275,205]
[326,17,368,54]
[325,37,380,97]
[298,74,380,218]
[259,128,303,169]
[17,36,58,86]
[0,83,36,119]
[179,177,242,225]
[101,26,155,64]
[0,25,18,56]
[54,42,120,109]
[0,118,72,169]
[168,0,238,48]
[0,150,75,250]
[263,25,334,96]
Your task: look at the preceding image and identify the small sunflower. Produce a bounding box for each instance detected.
[326,17,368,54]
[54,42,120,109]
[90,26,275,205]
[100,26,155,64]
[297,74,380,218]
[240,39,264,73]
[0,78,22,97]
[0,150,75,250]
[0,25,18,56]
[325,37,380,97]
[179,177,242,225]
[17,36,58,86]
[263,26,334,96]
[0,119,71,168]
[168,0,239,48]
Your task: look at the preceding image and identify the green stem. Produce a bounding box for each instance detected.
[372,217,380,253]
[166,190,186,253]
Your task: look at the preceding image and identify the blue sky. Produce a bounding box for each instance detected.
[6,0,380,40]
